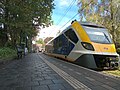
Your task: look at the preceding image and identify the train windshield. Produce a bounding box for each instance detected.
[83,26,113,44]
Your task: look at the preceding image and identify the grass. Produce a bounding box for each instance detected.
[103,70,120,77]
[0,47,17,61]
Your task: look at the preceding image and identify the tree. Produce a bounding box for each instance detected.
[0,0,8,46]
[0,0,54,48]
[36,38,44,44]
[78,0,120,45]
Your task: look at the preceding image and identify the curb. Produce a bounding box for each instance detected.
[0,57,16,65]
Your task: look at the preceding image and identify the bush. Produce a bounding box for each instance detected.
[117,48,120,54]
[0,47,17,60]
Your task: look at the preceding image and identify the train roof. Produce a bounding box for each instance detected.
[60,21,105,33]
[79,22,105,28]
[46,21,106,45]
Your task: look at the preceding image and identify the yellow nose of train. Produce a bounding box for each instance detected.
[92,42,116,53]
[71,21,119,69]
[72,21,117,54]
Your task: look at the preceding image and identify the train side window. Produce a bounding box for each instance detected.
[65,29,78,43]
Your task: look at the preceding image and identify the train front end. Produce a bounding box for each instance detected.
[84,25,119,69]
[72,21,119,69]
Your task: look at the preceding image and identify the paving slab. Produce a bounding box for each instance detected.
[1,53,120,90]
[0,53,74,90]
[40,53,120,90]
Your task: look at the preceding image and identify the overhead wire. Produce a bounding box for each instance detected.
[56,0,77,25]
[49,0,93,37]
[59,1,94,30]
[48,0,76,36]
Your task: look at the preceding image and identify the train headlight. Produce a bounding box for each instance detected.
[81,42,94,51]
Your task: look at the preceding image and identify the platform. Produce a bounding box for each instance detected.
[0,53,120,90]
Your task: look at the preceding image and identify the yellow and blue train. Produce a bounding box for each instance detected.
[45,20,119,69]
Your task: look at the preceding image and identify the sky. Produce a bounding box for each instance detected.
[39,0,80,39]
[52,0,79,27]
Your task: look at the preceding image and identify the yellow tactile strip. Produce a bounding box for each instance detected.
[39,55,91,90]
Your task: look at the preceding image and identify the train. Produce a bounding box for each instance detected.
[45,20,119,69]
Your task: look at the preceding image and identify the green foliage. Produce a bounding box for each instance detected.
[0,0,54,47]
[116,48,120,54]
[36,39,44,44]
[78,0,120,45]
[0,47,17,60]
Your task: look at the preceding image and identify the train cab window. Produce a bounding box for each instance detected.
[65,29,78,43]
